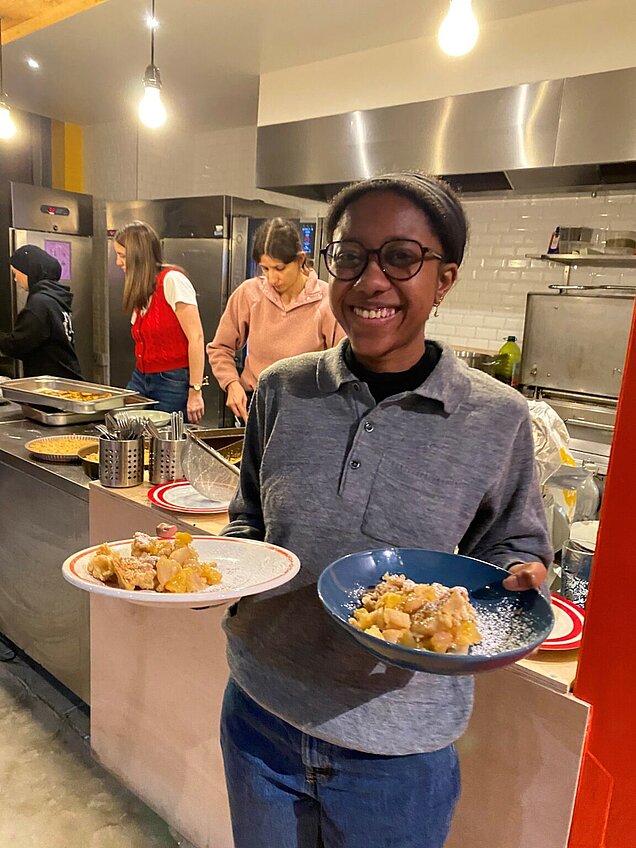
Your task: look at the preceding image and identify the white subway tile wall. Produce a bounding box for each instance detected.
[436,191,636,351]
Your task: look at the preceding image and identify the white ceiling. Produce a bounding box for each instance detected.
[3,0,584,129]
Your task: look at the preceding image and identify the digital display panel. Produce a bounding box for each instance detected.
[300,223,316,258]
[40,204,70,216]
[44,240,72,281]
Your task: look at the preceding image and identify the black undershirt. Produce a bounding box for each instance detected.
[343,339,442,403]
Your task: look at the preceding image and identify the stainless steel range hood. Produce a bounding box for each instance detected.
[256,67,636,199]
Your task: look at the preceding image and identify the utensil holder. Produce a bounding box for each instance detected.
[149,436,186,485]
[99,437,144,488]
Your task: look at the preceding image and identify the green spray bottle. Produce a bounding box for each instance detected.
[495,336,522,388]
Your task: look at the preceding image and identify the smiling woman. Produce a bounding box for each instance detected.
[207,217,344,423]
[216,172,553,848]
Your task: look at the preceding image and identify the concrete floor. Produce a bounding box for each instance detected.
[0,640,182,848]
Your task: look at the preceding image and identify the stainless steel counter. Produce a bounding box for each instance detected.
[0,414,91,702]
[0,417,94,499]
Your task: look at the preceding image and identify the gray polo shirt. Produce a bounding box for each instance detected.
[222,339,552,756]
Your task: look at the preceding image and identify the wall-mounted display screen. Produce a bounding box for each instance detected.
[44,239,72,281]
[300,223,316,258]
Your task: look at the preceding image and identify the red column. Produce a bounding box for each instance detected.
[569,299,636,848]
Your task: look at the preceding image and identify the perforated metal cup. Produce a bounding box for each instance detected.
[149,436,186,485]
[99,437,144,488]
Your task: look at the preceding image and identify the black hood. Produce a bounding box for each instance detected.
[10,245,73,310]
[10,244,62,289]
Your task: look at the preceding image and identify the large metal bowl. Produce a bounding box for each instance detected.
[181,429,241,502]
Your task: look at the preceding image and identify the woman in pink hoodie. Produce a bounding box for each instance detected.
[207,218,345,422]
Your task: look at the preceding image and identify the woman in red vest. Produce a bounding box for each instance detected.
[113,221,205,423]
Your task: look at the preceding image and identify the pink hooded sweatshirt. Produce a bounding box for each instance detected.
[207,270,345,392]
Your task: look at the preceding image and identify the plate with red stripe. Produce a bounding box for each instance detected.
[148,480,230,514]
[539,594,585,651]
[62,536,300,607]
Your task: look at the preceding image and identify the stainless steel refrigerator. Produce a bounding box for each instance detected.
[6,182,94,380]
[105,195,300,426]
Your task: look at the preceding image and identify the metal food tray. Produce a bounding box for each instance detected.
[1,376,137,413]
[19,394,157,426]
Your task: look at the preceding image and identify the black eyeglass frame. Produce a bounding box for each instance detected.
[319,239,445,283]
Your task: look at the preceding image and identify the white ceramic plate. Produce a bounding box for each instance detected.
[148,481,230,514]
[539,594,585,651]
[62,536,300,608]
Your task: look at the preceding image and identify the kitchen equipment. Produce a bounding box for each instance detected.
[181,428,241,502]
[317,547,554,676]
[149,436,186,485]
[603,230,636,255]
[78,444,100,479]
[17,393,157,426]
[6,183,94,381]
[453,349,501,377]
[99,437,144,488]
[520,290,634,475]
[1,376,136,414]
[104,196,301,426]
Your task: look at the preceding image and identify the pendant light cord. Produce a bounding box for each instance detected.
[0,18,5,97]
[150,0,155,68]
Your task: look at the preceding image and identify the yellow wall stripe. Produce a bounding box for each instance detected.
[50,120,84,192]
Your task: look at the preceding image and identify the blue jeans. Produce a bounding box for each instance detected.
[220,680,460,848]
[126,367,189,419]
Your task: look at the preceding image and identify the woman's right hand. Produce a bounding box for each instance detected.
[226,381,248,422]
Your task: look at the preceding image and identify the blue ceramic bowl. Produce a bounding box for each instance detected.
[317,547,554,676]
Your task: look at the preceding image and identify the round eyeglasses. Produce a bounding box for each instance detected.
[319,239,444,283]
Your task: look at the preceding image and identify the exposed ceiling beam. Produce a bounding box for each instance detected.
[0,0,108,44]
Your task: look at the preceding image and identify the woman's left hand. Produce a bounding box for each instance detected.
[502,561,548,591]
[187,389,205,424]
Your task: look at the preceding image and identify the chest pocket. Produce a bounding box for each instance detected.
[361,454,484,551]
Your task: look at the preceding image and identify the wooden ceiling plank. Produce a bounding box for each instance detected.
[0,0,108,44]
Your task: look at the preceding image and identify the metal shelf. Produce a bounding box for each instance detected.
[527,254,636,268]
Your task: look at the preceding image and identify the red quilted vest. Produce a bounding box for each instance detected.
[131,268,189,373]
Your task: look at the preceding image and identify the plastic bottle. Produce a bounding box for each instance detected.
[495,336,522,388]
[547,226,561,254]
[572,461,601,522]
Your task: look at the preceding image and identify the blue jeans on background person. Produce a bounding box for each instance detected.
[220,679,460,848]
[126,367,189,419]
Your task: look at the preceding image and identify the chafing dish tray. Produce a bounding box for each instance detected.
[19,394,157,426]
[0,376,137,414]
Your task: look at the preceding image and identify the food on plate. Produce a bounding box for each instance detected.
[349,572,482,654]
[87,531,222,593]
[27,436,99,456]
[39,388,113,401]
[83,451,99,463]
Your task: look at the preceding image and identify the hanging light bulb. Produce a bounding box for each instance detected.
[139,65,166,128]
[0,101,16,139]
[0,18,17,140]
[138,1,166,128]
[438,0,480,57]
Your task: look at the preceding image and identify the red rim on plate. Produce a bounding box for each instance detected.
[539,593,585,651]
[62,536,300,607]
[147,480,230,514]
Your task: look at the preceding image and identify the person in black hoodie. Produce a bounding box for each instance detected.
[0,244,83,379]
